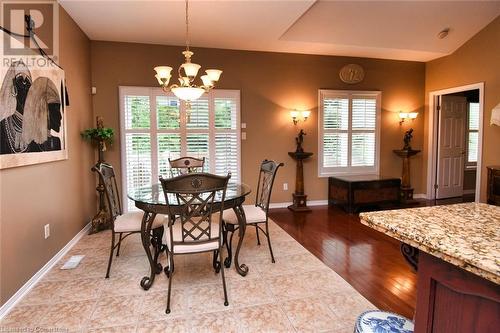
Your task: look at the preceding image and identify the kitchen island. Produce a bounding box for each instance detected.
[360,203,499,333]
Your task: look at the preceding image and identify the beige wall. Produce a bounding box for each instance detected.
[0,8,94,305]
[424,16,500,201]
[91,42,425,203]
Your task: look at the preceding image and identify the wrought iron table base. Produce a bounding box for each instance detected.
[223,205,249,276]
[139,212,165,290]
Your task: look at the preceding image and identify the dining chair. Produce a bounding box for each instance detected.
[168,156,205,177]
[92,163,166,278]
[223,159,283,265]
[160,172,231,314]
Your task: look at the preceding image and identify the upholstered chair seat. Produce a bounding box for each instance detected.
[223,205,266,224]
[114,211,165,233]
[163,220,220,254]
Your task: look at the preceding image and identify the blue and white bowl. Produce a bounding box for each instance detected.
[354,310,414,333]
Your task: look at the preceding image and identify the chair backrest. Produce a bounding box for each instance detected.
[168,156,205,177]
[160,173,230,247]
[255,159,284,214]
[92,163,122,221]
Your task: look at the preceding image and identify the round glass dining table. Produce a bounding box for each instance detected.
[127,182,252,290]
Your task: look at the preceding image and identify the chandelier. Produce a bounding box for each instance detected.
[154,0,222,107]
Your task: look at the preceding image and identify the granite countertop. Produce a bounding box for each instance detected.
[359,203,500,284]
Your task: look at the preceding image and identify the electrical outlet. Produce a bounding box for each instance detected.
[241,132,247,140]
[44,224,50,239]
[283,183,288,191]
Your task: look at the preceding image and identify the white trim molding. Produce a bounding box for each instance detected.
[0,223,91,320]
[427,82,484,203]
[269,200,328,209]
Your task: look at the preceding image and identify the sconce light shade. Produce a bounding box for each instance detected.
[399,111,418,124]
[290,110,310,125]
[399,112,409,119]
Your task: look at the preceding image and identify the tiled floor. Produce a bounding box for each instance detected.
[0,220,375,332]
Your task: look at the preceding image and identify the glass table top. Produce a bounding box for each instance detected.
[127,182,252,206]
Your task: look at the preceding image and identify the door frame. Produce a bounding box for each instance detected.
[427,82,484,202]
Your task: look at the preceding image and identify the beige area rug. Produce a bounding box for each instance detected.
[0,220,375,332]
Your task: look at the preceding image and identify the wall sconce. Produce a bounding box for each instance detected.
[291,110,311,125]
[399,111,418,125]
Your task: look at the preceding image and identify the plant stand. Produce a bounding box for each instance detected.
[89,142,110,234]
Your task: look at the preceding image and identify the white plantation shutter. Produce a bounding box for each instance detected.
[186,133,209,163]
[319,90,381,176]
[213,92,240,182]
[120,87,240,211]
[351,96,377,167]
[467,102,479,164]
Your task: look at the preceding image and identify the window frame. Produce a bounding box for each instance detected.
[318,89,381,177]
[119,86,241,211]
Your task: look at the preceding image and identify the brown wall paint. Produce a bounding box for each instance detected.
[90,41,425,204]
[0,8,94,305]
[424,16,500,201]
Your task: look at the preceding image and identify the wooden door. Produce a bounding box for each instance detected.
[436,95,466,199]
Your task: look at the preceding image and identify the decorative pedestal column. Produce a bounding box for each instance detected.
[288,151,313,212]
[393,149,420,203]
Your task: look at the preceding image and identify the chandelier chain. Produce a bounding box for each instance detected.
[185,0,190,52]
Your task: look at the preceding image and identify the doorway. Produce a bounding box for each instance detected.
[427,83,484,202]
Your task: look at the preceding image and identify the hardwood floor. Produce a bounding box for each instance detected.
[268,196,475,319]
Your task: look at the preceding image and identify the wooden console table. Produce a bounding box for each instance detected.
[328,175,400,213]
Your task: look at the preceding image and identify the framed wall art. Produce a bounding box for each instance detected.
[1,34,68,169]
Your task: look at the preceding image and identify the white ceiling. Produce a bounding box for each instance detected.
[59,0,500,62]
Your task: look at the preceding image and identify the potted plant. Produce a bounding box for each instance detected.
[81,117,114,164]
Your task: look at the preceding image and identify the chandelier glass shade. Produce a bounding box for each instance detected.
[154,0,222,103]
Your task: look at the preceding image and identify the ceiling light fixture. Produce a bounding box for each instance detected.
[154,0,222,109]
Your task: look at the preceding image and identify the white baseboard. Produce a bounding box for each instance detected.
[0,222,91,320]
[270,195,430,209]
[269,200,328,209]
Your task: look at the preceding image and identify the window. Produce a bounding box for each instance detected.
[120,87,240,211]
[466,102,479,165]
[318,90,381,176]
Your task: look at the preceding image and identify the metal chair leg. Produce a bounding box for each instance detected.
[105,231,116,278]
[165,254,174,314]
[220,246,229,306]
[256,224,261,245]
[116,233,123,257]
[265,221,275,263]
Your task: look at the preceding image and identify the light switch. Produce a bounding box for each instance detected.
[241,123,247,129]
